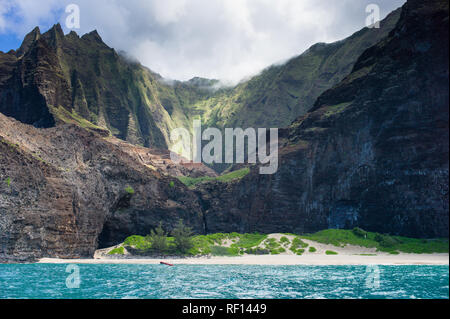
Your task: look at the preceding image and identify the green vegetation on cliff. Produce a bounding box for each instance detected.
[192,8,401,130]
[177,167,250,188]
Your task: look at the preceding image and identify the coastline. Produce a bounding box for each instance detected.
[38,253,449,266]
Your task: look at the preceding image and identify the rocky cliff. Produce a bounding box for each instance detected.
[0,0,447,263]
[0,25,219,149]
[198,0,449,238]
[0,112,207,262]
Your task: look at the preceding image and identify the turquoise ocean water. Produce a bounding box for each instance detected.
[0,264,448,299]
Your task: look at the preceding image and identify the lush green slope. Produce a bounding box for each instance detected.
[47,26,224,148]
[194,8,401,130]
[0,25,217,149]
[177,167,250,188]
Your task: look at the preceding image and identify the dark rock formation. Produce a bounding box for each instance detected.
[198,0,449,238]
[0,112,204,262]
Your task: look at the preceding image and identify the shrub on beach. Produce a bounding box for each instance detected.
[245,247,270,255]
[149,222,169,253]
[352,227,367,238]
[172,219,194,254]
[375,233,400,248]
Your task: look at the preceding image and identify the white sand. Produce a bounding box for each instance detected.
[38,254,449,265]
[38,238,449,266]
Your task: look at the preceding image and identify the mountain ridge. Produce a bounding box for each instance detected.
[1,9,401,154]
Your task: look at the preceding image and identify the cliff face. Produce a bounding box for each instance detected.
[0,112,204,262]
[199,0,449,238]
[0,25,217,149]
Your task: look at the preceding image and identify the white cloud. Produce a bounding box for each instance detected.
[0,0,62,34]
[0,0,405,82]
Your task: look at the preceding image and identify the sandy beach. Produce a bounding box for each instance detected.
[38,253,449,265]
[38,237,449,265]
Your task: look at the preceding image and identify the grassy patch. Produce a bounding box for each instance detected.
[290,237,309,254]
[177,168,250,188]
[119,230,448,257]
[245,247,270,255]
[280,236,290,246]
[263,238,287,255]
[51,106,110,134]
[301,229,449,254]
[232,233,268,249]
[123,235,151,251]
[124,186,135,195]
[5,177,11,187]
[210,246,240,257]
[108,246,125,255]
[189,235,214,255]
[323,102,351,118]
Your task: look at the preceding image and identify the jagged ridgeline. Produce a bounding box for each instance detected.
[0,24,218,148]
[0,9,400,151]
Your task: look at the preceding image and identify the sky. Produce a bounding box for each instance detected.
[0,0,405,83]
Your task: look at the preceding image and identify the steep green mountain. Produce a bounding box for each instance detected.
[0,25,217,149]
[196,8,401,129]
[0,9,400,156]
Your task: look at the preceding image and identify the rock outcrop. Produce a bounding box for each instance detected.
[0,112,204,262]
[198,0,449,238]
